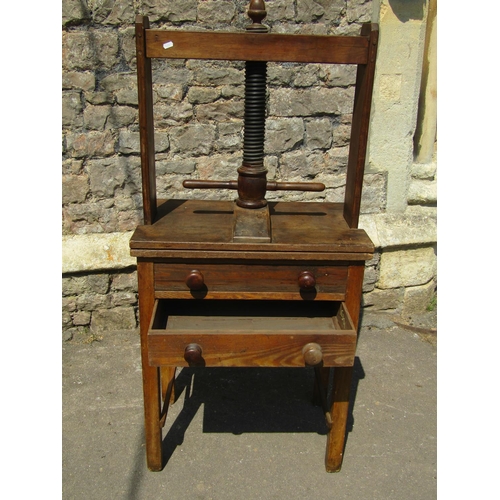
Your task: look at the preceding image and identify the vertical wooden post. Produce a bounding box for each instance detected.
[326,263,365,472]
[343,23,379,229]
[137,259,163,471]
[136,15,157,225]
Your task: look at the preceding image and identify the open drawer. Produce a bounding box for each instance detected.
[147,299,357,368]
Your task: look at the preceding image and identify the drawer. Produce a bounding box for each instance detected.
[147,299,357,368]
[154,262,348,300]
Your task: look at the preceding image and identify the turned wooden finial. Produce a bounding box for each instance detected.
[247,0,268,32]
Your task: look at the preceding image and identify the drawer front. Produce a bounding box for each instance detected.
[148,299,356,368]
[154,262,348,300]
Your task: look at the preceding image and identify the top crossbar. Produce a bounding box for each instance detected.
[145,30,370,65]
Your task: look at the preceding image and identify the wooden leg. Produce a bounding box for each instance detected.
[325,264,363,472]
[161,367,177,405]
[137,261,163,471]
[142,366,163,471]
[325,366,352,472]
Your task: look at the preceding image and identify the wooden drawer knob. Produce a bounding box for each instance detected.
[298,271,316,290]
[184,343,204,366]
[302,343,323,367]
[185,270,204,290]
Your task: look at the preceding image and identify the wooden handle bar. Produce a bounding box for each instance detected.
[266,181,325,192]
[182,179,325,192]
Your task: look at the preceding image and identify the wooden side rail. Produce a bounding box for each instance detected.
[136,15,157,225]
[343,23,379,228]
[144,30,370,64]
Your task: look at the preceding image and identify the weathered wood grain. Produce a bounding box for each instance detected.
[145,30,369,64]
[148,301,356,367]
[130,200,375,256]
[154,261,348,295]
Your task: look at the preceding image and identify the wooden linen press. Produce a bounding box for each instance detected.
[130,0,378,472]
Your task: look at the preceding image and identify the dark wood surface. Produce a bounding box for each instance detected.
[343,23,379,228]
[132,9,379,473]
[130,199,374,257]
[148,300,356,367]
[135,16,157,225]
[145,30,370,64]
[325,263,365,471]
[137,260,162,471]
[153,257,350,300]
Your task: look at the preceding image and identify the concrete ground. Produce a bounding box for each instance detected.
[62,311,436,500]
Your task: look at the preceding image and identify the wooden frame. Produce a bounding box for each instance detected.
[131,13,378,474]
[135,15,379,229]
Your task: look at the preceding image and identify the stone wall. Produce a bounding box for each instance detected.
[62,269,138,341]
[62,0,437,338]
[360,0,437,317]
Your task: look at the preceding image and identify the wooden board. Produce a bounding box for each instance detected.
[130,200,374,258]
[152,261,347,300]
[147,300,357,367]
[145,30,369,64]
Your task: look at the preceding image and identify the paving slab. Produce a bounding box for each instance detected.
[62,314,436,499]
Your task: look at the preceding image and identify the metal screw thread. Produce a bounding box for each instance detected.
[243,60,267,168]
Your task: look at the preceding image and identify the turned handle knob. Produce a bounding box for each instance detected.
[185,270,204,290]
[298,271,316,290]
[302,343,323,367]
[184,343,203,366]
